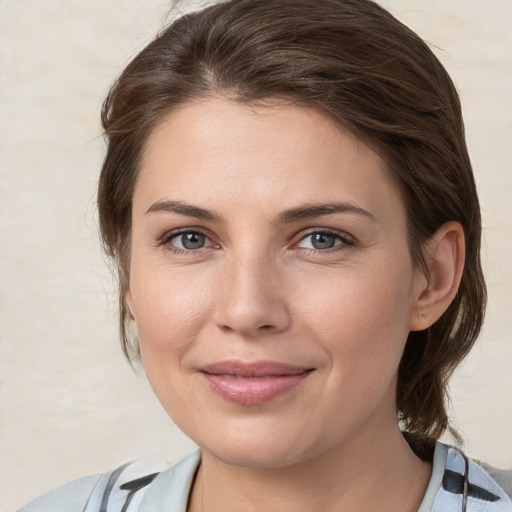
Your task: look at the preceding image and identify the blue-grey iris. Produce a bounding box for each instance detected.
[182,232,206,249]
[311,233,336,249]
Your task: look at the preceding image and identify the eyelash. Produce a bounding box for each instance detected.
[157,228,355,256]
[294,228,355,254]
[157,228,215,255]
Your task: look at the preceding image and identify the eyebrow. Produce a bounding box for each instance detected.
[275,202,375,224]
[145,200,375,224]
[146,200,223,222]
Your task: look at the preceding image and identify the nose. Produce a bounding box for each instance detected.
[213,253,291,338]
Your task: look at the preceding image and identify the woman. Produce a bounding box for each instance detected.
[18,0,511,511]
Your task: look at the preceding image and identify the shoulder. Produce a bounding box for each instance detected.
[425,442,512,512]
[16,474,102,512]
[476,461,512,501]
[15,451,201,512]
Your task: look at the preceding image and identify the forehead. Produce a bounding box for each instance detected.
[135,96,404,222]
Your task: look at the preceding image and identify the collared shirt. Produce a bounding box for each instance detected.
[18,443,512,512]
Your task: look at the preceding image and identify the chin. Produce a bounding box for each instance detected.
[189,418,323,470]
[207,440,306,469]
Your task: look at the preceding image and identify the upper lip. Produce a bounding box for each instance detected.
[200,360,312,378]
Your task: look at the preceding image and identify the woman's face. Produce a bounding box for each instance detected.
[128,97,426,468]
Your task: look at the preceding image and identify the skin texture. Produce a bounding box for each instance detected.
[127,97,464,511]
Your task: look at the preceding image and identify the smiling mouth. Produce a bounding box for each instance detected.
[199,360,314,405]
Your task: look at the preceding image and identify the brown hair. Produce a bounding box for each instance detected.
[98,0,486,441]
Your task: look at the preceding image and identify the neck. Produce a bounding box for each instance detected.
[188,419,431,512]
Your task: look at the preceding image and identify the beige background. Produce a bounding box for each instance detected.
[1,1,511,510]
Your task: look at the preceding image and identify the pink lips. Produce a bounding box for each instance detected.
[199,361,313,405]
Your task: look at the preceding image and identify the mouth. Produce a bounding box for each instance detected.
[199,360,314,405]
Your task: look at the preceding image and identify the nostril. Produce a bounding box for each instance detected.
[213,288,291,336]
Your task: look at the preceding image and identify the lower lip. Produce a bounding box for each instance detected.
[201,371,312,405]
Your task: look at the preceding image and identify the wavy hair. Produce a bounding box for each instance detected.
[98,0,486,441]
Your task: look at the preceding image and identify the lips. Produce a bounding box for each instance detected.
[199,360,313,405]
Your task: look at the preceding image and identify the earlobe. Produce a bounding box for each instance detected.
[409,221,465,331]
[125,285,136,320]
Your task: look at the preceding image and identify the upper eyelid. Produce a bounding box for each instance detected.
[159,226,213,243]
[157,226,355,248]
[158,228,216,254]
[295,228,353,243]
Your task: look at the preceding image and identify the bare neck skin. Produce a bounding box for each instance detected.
[187,395,431,512]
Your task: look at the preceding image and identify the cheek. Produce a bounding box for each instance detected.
[129,267,214,418]
[296,258,414,380]
[129,261,213,359]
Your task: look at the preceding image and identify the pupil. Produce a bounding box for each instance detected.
[312,233,335,249]
[182,233,205,249]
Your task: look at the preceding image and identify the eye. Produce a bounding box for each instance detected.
[175,232,207,250]
[296,230,351,251]
[161,230,214,252]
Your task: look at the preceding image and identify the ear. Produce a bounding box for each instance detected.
[409,221,465,331]
[125,283,136,320]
